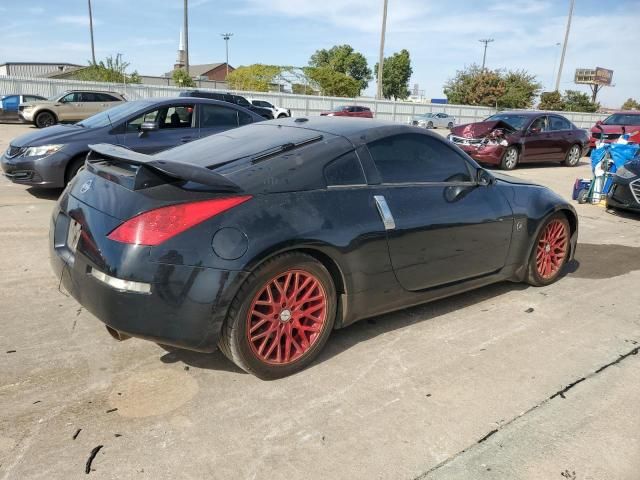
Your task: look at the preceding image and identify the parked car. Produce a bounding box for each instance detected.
[0,94,46,122]
[49,117,578,379]
[448,112,589,170]
[607,155,640,213]
[589,112,640,150]
[1,97,263,188]
[179,90,273,119]
[408,112,455,129]
[19,90,126,128]
[248,98,291,118]
[320,105,373,118]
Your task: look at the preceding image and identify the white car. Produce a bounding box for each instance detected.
[248,99,291,119]
[408,112,456,129]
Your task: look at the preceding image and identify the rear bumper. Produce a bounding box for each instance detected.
[49,205,249,352]
[1,151,69,188]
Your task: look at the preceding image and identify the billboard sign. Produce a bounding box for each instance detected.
[575,67,613,85]
[594,67,613,86]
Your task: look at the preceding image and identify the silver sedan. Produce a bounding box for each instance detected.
[408,112,456,129]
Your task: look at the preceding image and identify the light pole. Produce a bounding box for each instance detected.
[221,33,233,78]
[555,0,575,91]
[376,0,388,100]
[479,38,494,70]
[183,0,189,75]
[87,0,96,64]
[551,42,561,90]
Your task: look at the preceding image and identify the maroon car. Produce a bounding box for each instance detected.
[320,105,373,118]
[589,112,640,149]
[448,112,589,170]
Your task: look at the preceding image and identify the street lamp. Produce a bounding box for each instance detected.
[479,38,494,70]
[221,33,233,78]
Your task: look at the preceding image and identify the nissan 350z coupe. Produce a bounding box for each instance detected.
[50,117,578,379]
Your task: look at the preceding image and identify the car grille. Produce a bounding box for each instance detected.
[5,145,24,158]
[592,132,621,140]
[631,179,640,204]
[449,135,483,146]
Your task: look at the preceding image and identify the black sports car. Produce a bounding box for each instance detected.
[607,157,640,213]
[50,117,578,379]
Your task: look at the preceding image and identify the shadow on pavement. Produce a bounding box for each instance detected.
[567,243,640,280]
[26,187,63,200]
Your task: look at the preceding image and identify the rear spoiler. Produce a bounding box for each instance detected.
[87,143,242,192]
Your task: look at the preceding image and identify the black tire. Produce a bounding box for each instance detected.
[65,155,86,185]
[35,111,56,128]
[427,121,434,129]
[500,146,519,170]
[447,122,454,129]
[576,188,589,204]
[218,252,336,379]
[562,144,581,167]
[526,213,571,287]
[277,113,288,119]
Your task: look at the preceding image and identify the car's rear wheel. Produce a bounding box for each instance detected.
[277,113,288,119]
[219,252,336,379]
[500,146,519,170]
[562,144,581,167]
[427,121,434,129]
[35,111,56,128]
[526,214,570,286]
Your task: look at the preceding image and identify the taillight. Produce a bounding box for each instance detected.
[107,196,252,246]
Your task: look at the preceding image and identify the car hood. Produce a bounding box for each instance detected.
[10,124,101,147]
[450,120,517,138]
[491,171,542,187]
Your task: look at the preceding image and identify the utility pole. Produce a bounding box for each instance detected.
[221,33,233,78]
[376,0,388,100]
[479,38,494,70]
[555,0,575,91]
[183,0,189,75]
[87,0,96,64]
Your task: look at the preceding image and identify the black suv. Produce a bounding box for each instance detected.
[179,90,273,120]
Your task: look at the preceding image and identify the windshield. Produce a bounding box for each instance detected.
[332,106,347,112]
[602,113,640,126]
[416,113,434,119]
[77,101,152,128]
[484,114,530,130]
[47,93,63,101]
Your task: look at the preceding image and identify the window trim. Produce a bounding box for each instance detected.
[323,149,368,188]
[124,103,197,132]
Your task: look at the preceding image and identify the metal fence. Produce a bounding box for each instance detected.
[0,75,607,128]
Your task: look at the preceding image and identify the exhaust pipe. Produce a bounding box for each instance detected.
[106,326,131,341]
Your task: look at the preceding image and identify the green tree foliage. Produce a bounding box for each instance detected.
[291,83,318,95]
[562,90,599,113]
[309,44,372,93]
[75,55,140,83]
[303,67,360,97]
[227,64,283,92]
[443,64,540,108]
[538,91,564,111]
[374,49,413,100]
[621,98,640,110]
[172,68,195,87]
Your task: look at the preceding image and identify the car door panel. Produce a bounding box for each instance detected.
[521,116,554,162]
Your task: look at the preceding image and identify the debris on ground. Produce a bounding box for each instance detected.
[106,408,118,413]
[85,445,103,474]
[73,429,82,440]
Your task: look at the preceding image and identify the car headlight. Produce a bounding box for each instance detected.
[23,144,63,157]
[616,165,637,179]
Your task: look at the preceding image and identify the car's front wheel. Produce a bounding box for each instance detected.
[35,111,56,128]
[526,213,570,286]
[500,146,519,170]
[447,122,454,129]
[219,252,336,379]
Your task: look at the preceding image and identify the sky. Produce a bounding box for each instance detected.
[0,0,638,108]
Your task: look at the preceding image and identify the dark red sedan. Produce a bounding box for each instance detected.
[448,112,589,170]
[320,105,373,118]
[589,112,640,149]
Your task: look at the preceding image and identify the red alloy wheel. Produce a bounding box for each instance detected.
[536,219,569,279]
[246,269,328,365]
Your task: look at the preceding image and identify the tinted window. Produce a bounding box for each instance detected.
[324,151,366,186]
[127,104,194,131]
[200,104,239,127]
[530,116,548,132]
[234,95,251,107]
[95,93,119,102]
[61,93,78,102]
[238,110,254,125]
[23,95,43,102]
[368,133,472,183]
[79,92,99,102]
[550,116,572,131]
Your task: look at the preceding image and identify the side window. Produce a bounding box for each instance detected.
[163,105,194,128]
[127,109,160,132]
[550,116,572,131]
[199,104,239,127]
[530,116,548,132]
[61,93,78,103]
[97,93,119,102]
[324,151,366,186]
[238,109,254,126]
[367,133,472,184]
[79,92,98,102]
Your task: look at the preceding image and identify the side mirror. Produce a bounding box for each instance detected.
[477,169,494,186]
[140,121,159,133]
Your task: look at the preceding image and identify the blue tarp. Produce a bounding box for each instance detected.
[590,143,639,194]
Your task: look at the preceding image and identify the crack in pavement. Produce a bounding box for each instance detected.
[415,344,640,479]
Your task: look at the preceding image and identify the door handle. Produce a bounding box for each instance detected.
[373,195,396,230]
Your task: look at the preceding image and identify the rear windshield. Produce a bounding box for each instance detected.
[332,106,348,112]
[602,113,640,126]
[158,124,331,168]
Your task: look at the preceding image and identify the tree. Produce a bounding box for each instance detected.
[374,49,413,100]
[444,64,541,108]
[292,83,318,95]
[562,90,599,113]
[621,98,640,110]
[303,67,360,97]
[309,44,372,93]
[75,54,140,83]
[538,91,564,111]
[172,68,195,87]
[227,64,283,92]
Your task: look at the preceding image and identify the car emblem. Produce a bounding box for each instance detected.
[80,179,93,194]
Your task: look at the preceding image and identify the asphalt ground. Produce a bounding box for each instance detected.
[1,123,639,480]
